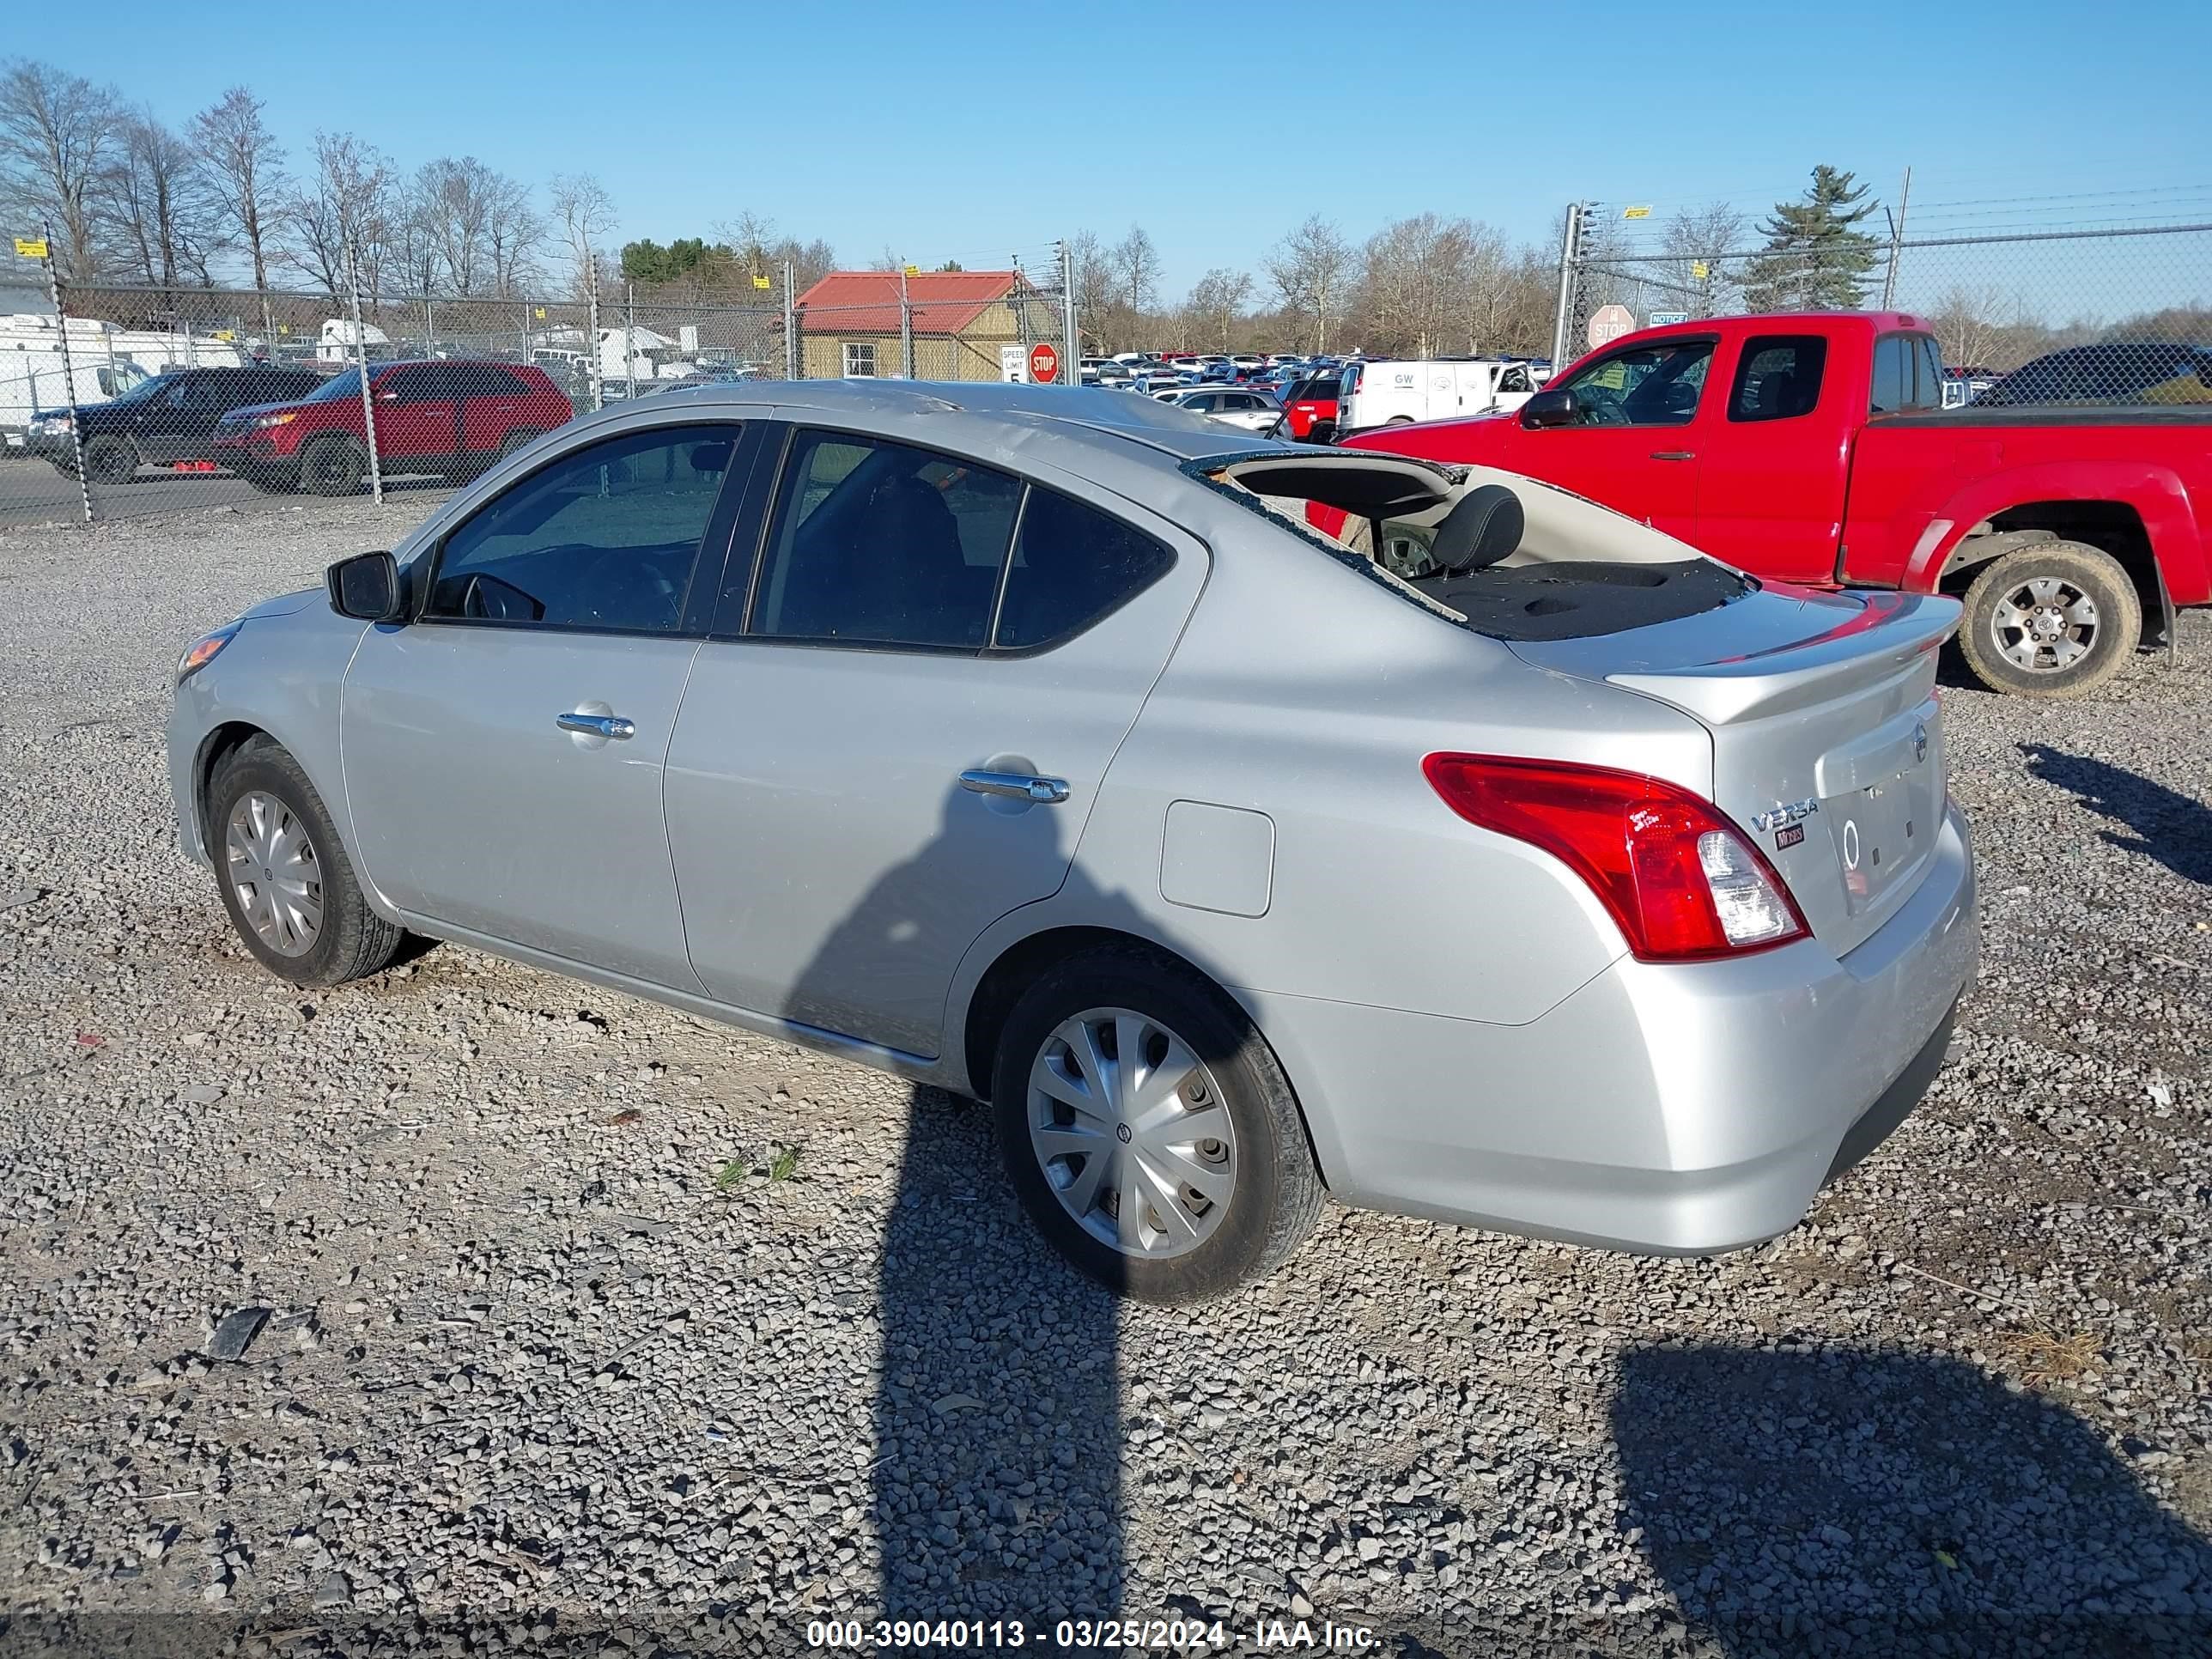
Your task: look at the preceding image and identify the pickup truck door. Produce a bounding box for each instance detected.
[1506,337,1712,539]
[1692,331,1852,584]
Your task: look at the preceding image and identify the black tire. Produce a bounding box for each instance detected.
[1958,540,2142,700]
[300,435,366,497]
[82,435,137,484]
[207,737,406,988]
[991,944,1322,1304]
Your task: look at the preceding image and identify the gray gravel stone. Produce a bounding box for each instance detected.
[0,497,2207,1654]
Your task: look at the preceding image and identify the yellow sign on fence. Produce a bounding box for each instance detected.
[751,274,771,290]
[1691,260,1710,281]
[1622,205,1651,220]
[533,306,546,319]
[14,236,49,258]
[213,329,235,342]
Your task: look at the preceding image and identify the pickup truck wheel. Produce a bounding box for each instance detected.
[1959,541,2141,699]
[992,945,1322,1304]
[209,738,405,988]
[82,435,137,484]
[300,436,366,497]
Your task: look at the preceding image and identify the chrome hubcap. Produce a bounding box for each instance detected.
[224,790,323,957]
[1027,1006,1236,1259]
[1990,575,2098,673]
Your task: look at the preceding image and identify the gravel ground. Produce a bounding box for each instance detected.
[1,498,2207,1657]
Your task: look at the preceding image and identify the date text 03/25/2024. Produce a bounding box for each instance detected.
[805,1616,1381,1650]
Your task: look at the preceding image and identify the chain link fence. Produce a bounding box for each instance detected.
[1553,204,2212,408]
[2,248,1076,526]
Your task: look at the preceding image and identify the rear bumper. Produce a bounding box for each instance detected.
[1240,804,1978,1255]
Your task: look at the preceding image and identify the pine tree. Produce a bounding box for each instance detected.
[1742,166,1881,311]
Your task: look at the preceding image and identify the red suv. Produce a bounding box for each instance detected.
[211,360,574,495]
[1279,373,1341,441]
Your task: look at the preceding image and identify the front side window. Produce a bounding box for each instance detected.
[384,365,447,403]
[425,423,738,632]
[995,489,1174,651]
[1727,335,1828,422]
[842,342,876,379]
[1498,366,1532,394]
[749,430,1022,648]
[1555,340,1714,426]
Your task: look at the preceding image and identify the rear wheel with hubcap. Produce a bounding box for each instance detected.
[993,945,1322,1302]
[1958,540,2141,699]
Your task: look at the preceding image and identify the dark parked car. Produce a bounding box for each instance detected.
[28,366,325,482]
[1974,341,2212,407]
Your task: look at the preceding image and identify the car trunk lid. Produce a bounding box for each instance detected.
[1510,585,1960,958]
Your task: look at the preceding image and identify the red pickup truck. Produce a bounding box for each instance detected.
[1337,312,2212,697]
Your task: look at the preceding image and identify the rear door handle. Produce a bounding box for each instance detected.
[959,769,1069,805]
[1649,450,1696,461]
[557,711,635,739]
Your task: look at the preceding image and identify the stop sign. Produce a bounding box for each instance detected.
[1028,343,1060,384]
[1586,304,1636,348]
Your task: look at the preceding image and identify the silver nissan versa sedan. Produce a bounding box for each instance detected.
[167,380,1978,1302]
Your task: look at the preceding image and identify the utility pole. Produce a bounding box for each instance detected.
[585,255,603,412]
[782,260,797,380]
[345,236,384,504]
[1549,202,1584,370]
[39,222,92,524]
[625,281,637,401]
[1881,166,1913,310]
[899,266,915,380]
[1060,240,1078,389]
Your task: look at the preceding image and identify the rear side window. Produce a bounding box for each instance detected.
[1915,337,1946,409]
[995,490,1174,651]
[749,430,1022,648]
[1727,335,1827,422]
[451,363,530,398]
[1869,336,1909,415]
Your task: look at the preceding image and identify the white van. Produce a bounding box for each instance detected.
[1336,358,1543,432]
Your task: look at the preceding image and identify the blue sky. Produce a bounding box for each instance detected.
[33,0,2209,297]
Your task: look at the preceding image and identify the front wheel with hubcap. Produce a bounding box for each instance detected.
[993,946,1322,1302]
[1958,540,2142,699]
[209,738,406,987]
[82,435,137,484]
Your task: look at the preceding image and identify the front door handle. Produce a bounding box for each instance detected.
[960,769,1070,805]
[1649,450,1696,461]
[557,711,635,740]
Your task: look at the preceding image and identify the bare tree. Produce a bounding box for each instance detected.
[1109,223,1160,314]
[1064,228,1109,348]
[1183,268,1253,353]
[483,173,543,298]
[0,58,121,276]
[1931,283,2012,371]
[550,172,617,301]
[410,156,524,296]
[281,131,392,301]
[191,88,285,332]
[1263,215,1352,354]
[1659,202,1748,318]
[102,109,220,292]
[1358,213,1475,358]
[714,210,835,294]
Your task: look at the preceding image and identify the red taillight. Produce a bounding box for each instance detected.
[1421,753,1809,962]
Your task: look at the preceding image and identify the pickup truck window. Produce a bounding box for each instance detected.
[1556,341,1713,427]
[1871,334,1942,415]
[1728,336,1827,423]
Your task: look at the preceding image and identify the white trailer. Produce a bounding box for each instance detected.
[1335,357,1544,431]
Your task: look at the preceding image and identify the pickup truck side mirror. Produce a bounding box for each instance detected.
[326,550,404,623]
[1519,387,1577,428]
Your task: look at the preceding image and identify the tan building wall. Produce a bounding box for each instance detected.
[799,298,1041,382]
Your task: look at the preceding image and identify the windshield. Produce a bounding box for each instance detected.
[106,372,173,406]
[302,368,364,403]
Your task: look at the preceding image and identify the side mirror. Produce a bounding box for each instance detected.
[1519,386,1577,428]
[326,550,404,622]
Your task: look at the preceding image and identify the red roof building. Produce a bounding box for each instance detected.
[795,270,1053,381]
